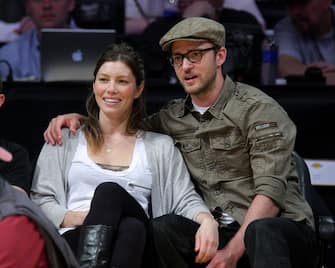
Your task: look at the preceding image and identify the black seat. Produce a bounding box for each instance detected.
[292,151,335,268]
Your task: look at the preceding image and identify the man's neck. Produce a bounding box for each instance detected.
[191,74,225,107]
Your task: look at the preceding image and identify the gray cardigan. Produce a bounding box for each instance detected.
[31,129,210,228]
[0,177,78,267]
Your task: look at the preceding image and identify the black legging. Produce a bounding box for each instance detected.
[62,182,151,268]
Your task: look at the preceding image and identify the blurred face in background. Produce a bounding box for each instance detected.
[288,0,331,36]
[25,0,75,29]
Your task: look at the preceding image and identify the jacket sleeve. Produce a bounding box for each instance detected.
[245,100,297,208]
[30,130,75,228]
[150,133,210,220]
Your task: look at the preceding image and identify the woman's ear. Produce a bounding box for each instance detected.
[135,81,145,99]
[92,82,96,94]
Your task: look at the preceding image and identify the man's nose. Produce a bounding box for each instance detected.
[181,57,194,70]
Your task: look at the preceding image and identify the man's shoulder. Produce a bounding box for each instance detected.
[232,81,277,106]
[160,97,185,113]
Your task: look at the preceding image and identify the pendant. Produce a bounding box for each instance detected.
[106,148,112,153]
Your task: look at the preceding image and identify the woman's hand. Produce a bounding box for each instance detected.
[194,213,219,263]
[61,210,89,228]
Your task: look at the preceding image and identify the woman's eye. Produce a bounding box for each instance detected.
[98,78,108,83]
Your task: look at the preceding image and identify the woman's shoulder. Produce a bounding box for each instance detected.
[61,127,82,141]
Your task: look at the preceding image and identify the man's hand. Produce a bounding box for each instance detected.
[14,16,35,34]
[305,62,335,85]
[0,147,12,162]
[194,213,219,263]
[61,210,88,228]
[44,113,83,145]
[206,247,239,268]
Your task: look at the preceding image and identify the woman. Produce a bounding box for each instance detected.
[31,43,218,268]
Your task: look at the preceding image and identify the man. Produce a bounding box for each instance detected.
[44,17,317,267]
[274,0,335,85]
[0,80,32,193]
[0,0,75,81]
[0,146,79,267]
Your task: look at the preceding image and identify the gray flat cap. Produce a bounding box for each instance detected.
[159,17,225,51]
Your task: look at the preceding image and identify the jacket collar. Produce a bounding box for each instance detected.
[173,75,237,119]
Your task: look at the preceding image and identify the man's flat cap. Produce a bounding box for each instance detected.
[159,17,226,51]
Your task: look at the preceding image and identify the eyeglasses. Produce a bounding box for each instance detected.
[169,47,216,67]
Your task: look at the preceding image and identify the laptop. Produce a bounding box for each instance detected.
[40,28,116,82]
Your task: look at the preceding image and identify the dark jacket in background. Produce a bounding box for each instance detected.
[0,177,79,267]
[0,139,32,193]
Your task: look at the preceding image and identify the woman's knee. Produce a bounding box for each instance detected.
[153,214,186,232]
[95,182,124,196]
[119,217,147,242]
[152,214,199,240]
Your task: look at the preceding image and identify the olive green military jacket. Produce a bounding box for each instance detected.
[144,75,314,229]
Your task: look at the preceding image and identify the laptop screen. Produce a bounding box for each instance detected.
[40,28,116,82]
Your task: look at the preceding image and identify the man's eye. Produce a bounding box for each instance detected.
[189,51,201,58]
[173,55,182,61]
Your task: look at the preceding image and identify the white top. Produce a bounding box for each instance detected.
[61,130,153,233]
[193,102,210,115]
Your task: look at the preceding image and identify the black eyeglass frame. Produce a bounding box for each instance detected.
[169,47,217,67]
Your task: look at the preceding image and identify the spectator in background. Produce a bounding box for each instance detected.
[0,0,75,81]
[274,0,335,85]
[125,0,168,34]
[0,146,79,268]
[0,17,35,44]
[0,79,32,193]
[0,0,34,44]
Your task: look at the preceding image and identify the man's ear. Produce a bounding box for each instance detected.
[216,47,227,67]
[0,94,5,108]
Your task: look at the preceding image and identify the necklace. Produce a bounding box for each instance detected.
[104,138,128,153]
[103,131,140,154]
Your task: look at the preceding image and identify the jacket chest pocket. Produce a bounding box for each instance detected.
[210,135,250,177]
[174,137,203,169]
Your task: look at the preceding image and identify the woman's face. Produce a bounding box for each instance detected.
[93,61,143,121]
